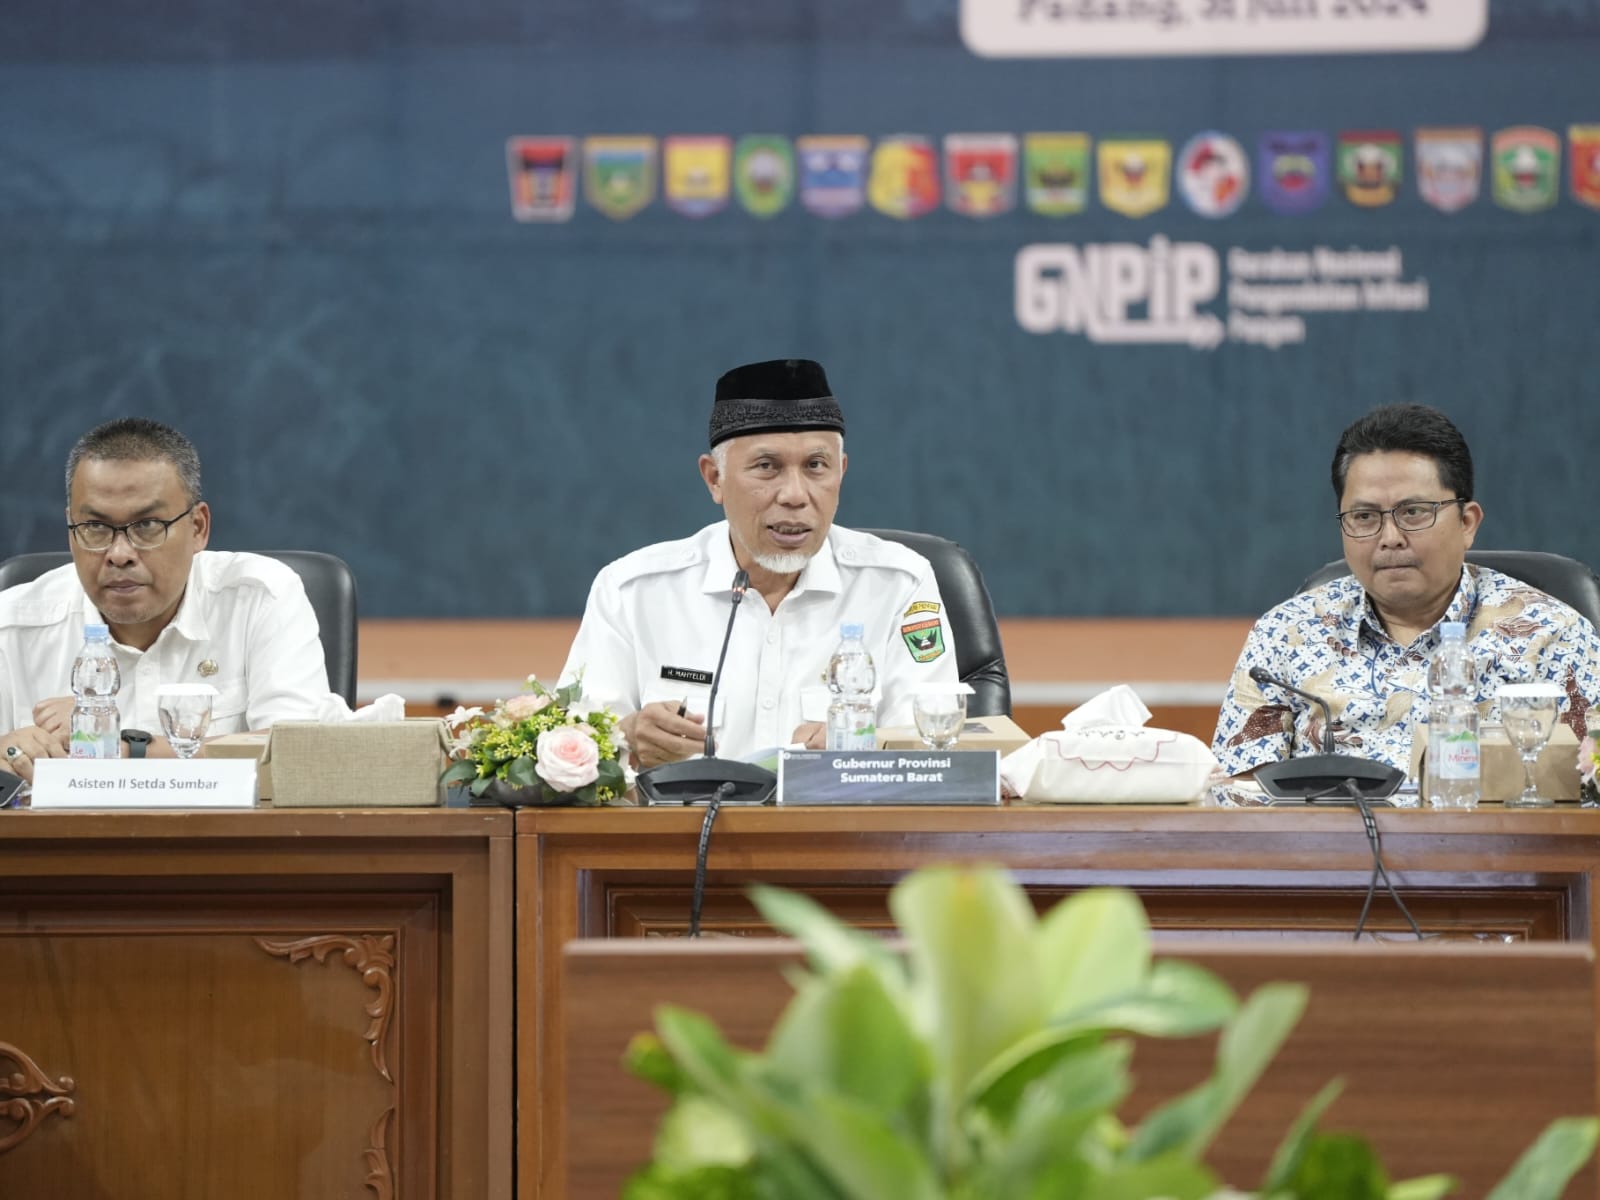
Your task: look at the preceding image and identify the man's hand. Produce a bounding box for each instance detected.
[0,725,69,784]
[31,697,75,753]
[791,721,827,750]
[620,702,708,769]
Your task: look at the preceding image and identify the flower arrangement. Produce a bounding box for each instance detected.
[1581,729,1599,805]
[441,676,630,806]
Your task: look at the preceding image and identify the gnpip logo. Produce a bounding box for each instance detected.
[1015,236,1224,350]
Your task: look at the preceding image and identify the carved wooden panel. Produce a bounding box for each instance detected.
[0,1042,75,1154]
[0,898,430,1199]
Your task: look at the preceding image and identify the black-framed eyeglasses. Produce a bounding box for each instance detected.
[68,505,195,552]
[1337,498,1465,539]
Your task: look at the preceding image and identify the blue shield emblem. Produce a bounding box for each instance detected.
[798,136,868,218]
[1258,132,1330,214]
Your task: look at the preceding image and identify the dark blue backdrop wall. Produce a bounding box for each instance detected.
[2,1,1596,618]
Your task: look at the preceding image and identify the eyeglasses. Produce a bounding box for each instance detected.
[68,505,195,552]
[1337,498,1465,539]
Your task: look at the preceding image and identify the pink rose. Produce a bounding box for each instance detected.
[535,725,601,793]
[503,692,552,721]
[1581,735,1598,786]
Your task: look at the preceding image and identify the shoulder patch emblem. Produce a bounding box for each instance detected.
[901,618,946,663]
[903,600,941,618]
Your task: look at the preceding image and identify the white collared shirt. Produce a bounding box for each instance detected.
[559,522,959,759]
[0,551,330,737]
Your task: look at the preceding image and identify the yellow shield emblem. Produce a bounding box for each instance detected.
[1097,138,1171,218]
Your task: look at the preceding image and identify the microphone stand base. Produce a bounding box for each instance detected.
[1255,754,1406,803]
[636,758,777,807]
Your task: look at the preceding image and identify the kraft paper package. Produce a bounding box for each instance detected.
[260,694,449,808]
[1001,684,1217,804]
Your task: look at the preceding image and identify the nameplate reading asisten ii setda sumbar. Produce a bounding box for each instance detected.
[29,759,258,809]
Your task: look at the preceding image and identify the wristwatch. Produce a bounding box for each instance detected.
[121,729,153,759]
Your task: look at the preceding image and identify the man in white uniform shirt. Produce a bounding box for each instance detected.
[0,418,330,781]
[560,358,959,768]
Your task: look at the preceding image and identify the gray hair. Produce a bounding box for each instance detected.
[66,418,204,506]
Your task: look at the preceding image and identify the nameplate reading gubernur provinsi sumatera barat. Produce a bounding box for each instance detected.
[777,749,999,807]
[30,759,258,809]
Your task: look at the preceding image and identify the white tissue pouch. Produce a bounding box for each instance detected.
[1001,725,1217,804]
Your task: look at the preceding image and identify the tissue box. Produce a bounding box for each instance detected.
[263,720,449,808]
[207,731,272,800]
[878,714,1031,757]
[1002,725,1217,804]
[1409,723,1580,803]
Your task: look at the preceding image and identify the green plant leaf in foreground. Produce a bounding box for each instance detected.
[750,883,905,993]
[1260,1078,1345,1192]
[1033,886,1151,1021]
[621,1163,757,1200]
[764,962,927,1114]
[1125,981,1309,1164]
[1278,1132,1389,1199]
[890,867,1047,1109]
[1484,1116,1600,1200]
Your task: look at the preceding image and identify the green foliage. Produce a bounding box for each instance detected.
[626,867,1599,1199]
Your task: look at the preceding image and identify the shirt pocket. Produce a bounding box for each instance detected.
[642,680,722,730]
[208,679,250,729]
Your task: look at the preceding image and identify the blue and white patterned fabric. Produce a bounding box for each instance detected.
[1214,565,1600,776]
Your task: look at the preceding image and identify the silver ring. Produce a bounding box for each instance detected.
[3,745,19,760]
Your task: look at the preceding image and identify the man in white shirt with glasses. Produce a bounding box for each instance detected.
[0,418,328,780]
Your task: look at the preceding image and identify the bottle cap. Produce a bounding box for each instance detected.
[1440,621,1466,640]
[84,622,110,639]
[840,622,864,639]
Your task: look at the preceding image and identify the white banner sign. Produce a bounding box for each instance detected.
[962,0,1487,59]
[32,758,258,809]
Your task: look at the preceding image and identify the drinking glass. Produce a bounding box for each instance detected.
[157,684,217,759]
[1497,683,1563,808]
[912,687,968,751]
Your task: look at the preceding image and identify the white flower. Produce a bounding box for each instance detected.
[444,705,484,731]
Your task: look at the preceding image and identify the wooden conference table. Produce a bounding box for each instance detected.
[6,800,1600,1199]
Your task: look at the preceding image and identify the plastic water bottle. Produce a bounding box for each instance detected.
[69,623,122,760]
[825,623,878,752]
[1426,621,1480,810]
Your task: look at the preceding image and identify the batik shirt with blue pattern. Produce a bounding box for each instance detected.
[1213,565,1600,776]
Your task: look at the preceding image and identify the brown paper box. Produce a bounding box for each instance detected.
[262,719,449,808]
[878,713,1032,757]
[1409,723,1581,803]
[206,731,272,801]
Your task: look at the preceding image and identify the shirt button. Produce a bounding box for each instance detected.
[766,632,778,645]
[761,697,776,710]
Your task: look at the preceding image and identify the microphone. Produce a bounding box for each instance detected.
[635,567,777,807]
[1246,666,1405,802]
[703,569,749,758]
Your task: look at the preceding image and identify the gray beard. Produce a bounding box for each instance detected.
[752,550,812,575]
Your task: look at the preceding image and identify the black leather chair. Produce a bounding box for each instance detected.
[861,528,1010,716]
[0,550,359,705]
[1299,549,1600,632]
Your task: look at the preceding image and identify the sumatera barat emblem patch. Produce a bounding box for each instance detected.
[901,618,946,663]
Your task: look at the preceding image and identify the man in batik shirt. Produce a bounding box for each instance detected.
[1214,403,1600,776]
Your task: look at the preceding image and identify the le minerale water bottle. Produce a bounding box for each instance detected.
[69,623,122,760]
[825,623,878,752]
[1426,621,1480,810]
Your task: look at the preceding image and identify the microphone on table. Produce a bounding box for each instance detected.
[635,568,777,807]
[1246,666,1406,802]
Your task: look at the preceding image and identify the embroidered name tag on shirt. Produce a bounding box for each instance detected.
[660,666,714,686]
